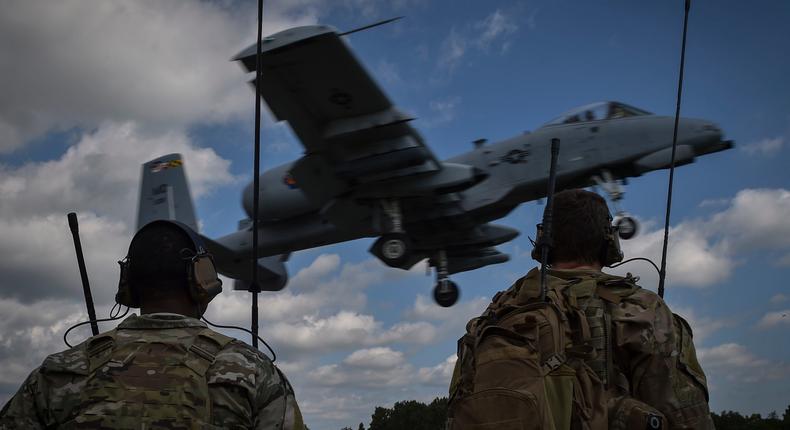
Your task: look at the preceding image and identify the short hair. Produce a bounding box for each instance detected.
[127,223,194,297]
[549,189,612,265]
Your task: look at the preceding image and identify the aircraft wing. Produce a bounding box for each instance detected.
[234,26,448,202]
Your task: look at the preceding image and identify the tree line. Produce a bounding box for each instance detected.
[323,398,790,430]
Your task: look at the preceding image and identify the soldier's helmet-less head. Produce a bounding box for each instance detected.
[532,189,624,266]
[116,220,222,311]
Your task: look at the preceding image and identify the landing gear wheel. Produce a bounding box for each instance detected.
[433,279,459,307]
[377,233,411,266]
[615,216,638,240]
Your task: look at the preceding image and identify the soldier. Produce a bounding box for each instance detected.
[0,220,304,429]
[448,189,714,429]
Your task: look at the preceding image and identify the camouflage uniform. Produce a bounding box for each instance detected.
[0,313,304,430]
[450,268,714,430]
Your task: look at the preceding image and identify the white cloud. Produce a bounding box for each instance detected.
[437,29,467,71]
[344,347,405,368]
[669,305,728,343]
[741,137,784,156]
[0,122,237,226]
[425,97,462,126]
[0,1,257,152]
[613,222,731,288]
[611,188,790,288]
[706,189,790,250]
[475,9,518,51]
[417,354,457,386]
[756,309,790,328]
[697,343,790,384]
[375,59,403,85]
[770,293,788,304]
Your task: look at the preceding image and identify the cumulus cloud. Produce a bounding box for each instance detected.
[669,305,728,343]
[698,343,790,383]
[0,122,237,224]
[611,188,790,289]
[756,309,790,328]
[741,137,784,156]
[344,347,405,368]
[417,354,457,386]
[0,1,322,153]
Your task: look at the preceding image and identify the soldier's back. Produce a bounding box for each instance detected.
[1,313,301,430]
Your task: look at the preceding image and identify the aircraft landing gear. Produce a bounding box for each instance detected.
[432,250,459,307]
[592,170,639,240]
[373,199,413,267]
[614,216,638,240]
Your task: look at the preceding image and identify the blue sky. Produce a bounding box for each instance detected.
[0,1,788,429]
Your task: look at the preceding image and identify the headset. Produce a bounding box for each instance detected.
[116,220,223,309]
[531,214,624,267]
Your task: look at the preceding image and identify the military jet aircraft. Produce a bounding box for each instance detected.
[137,25,733,307]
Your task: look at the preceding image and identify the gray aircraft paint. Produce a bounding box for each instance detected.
[136,25,733,297]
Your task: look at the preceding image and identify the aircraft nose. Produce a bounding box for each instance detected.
[680,119,732,155]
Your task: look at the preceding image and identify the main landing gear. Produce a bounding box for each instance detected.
[373,199,413,267]
[370,199,460,307]
[592,170,639,240]
[432,250,459,307]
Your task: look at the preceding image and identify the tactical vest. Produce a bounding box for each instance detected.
[447,272,659,430]
[61,327,232,429]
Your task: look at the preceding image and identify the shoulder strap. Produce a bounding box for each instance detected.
[184,329,234,376]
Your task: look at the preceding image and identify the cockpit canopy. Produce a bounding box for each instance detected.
[542,101,652,127]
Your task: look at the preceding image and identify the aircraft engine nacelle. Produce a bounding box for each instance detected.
[633,145,695,174]
[232,255,288,292]
[242,162,322,222]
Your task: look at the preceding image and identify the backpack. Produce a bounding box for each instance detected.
[447,273,636,430]
[60,327,233,429]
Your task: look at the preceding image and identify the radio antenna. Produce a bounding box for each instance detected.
[657,0,691,298]
[250,0,264,348]
[539,138,561,302]
[67,212,99,336]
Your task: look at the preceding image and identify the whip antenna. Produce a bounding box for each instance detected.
[250,0,264,348]
[657,0,691,298]
[539,138,561,302]
[67,212,99,336]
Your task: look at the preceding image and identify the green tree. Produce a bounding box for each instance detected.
[358,423,365,430]
[368,397,448,430]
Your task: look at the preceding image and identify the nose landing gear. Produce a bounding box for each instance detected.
[592,170,639,240]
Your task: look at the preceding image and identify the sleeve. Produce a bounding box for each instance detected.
[0,370,47,430]
[254,365,305,430]
[615,296,715,430]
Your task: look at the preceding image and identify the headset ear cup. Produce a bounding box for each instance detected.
[115,259,139,308]
[604,226,625,266]
[188,255,223,307]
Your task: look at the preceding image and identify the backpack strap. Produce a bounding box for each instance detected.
[86,332,116,373]
[184,329,234,376]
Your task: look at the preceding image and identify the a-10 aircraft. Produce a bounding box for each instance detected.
[137,25,733,307]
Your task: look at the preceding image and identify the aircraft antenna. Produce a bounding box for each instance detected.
[657,0,691,299]
[338,16,403,36]
[539,138,561,302]
[250,0,264,349]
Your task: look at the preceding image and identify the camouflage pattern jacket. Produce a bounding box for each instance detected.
[451,268,714,430]
[0,313,304,430]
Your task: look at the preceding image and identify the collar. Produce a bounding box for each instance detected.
[524,267,625,282]
[117,313,207,330]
